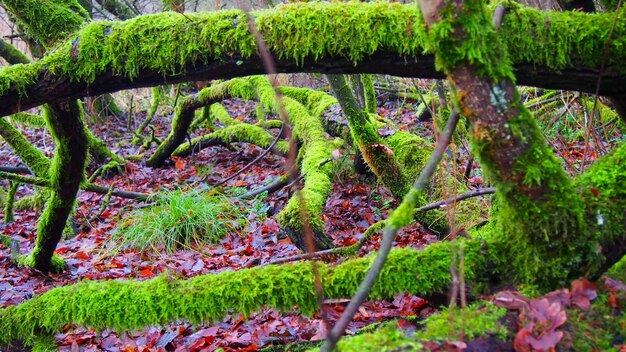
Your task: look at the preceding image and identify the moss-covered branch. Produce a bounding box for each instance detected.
[0,39,30,65]
[0,118,51,177]
[0,3,626,116]
[173,123,289,158]
[0,243,470,346]
[146,79,257,167]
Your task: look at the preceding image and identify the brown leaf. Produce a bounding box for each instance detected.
[494,291,528,310]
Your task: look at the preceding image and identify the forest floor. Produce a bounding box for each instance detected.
[0,86,624,351]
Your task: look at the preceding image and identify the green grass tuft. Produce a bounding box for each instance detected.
[112,189,247,252]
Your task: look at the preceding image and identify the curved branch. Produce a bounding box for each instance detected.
[0,3,625,117]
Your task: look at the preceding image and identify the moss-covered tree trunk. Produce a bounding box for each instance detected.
[419,0,600,289]
[328,74,409,197]
[24,102,87,273]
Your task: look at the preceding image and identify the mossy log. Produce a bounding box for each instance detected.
[0,39,30,65]
[281,85,486,233]
[0,243,470,347]
[0,3,626,116]
[173,123,290,158]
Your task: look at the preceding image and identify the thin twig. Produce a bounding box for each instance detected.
[320,110,460,351]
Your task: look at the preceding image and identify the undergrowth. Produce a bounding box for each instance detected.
[111,189,247,252]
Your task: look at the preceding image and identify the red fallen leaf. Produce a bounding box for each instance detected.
[240,345,259,352]
[139,269,155,278]
[175,158,185,171]
[241,245,255,256]
[75,251,91,260]
[604,276,626,292]
[55,246,71,254]
[590,187,600,197]
[396,318,417,335]
[608,292,620,309]
[571,278,597,310]
[188,337,206,351]
[234,181,249,187]
[120,345,137,352]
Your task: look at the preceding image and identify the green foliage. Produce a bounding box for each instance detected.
[112,189,247,252]
[416,302,507,341]
[309,322,422,351]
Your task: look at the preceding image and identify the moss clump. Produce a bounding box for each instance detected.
[417,302,507,341]
[498,2,626,74]
[309,321,421,352]
[1,0,88,48]
[566,294,626,351]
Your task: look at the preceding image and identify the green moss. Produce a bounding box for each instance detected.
[361,74,377,114]
[309,322,421,352]
[566,294,625,351]
[424,1,512,81]
[275,96,333,241]
[498,2,626,74]
[0,3,622,103]
[607,255,626,282]
[416,302,507,341]
[4,181,17,223]
[576,142,626,274]
[1,0,88,47]
[9,112,47,128]
[173,123,289,157]
[328,74,409,197]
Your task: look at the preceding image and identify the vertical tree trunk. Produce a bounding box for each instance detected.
[25,102,87,273]
[328,74,409,197]
[418,0,596,289]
